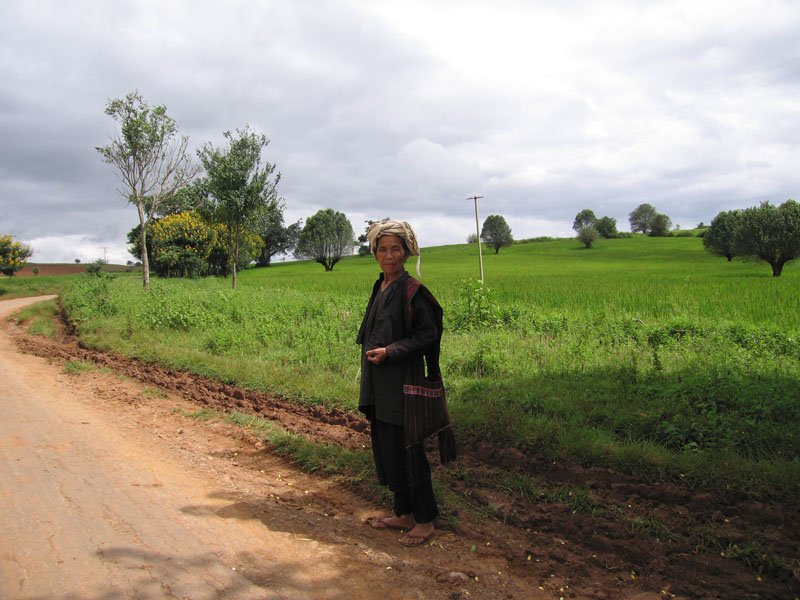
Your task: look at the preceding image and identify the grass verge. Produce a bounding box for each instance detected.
[12,299,59,338]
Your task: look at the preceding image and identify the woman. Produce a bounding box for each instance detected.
[357,219,456,547]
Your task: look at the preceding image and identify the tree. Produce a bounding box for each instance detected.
[648,213,672,237]
[96,91,198,289]
[735,200,800,277]
[0,235,33,276]
[198,126,279,288]
[254,200,302,266]
[296,209,355,271]
[481,214,513,253]
[357,218,391,256]
[126,223,153,267]
[572,209,597,232]
[159,181,206,216]
[205,222,262,277]
[702,210,741,261]
[86,259,106,276]
[149,211,214,277]
[629,203,659,234]
[596,216,618,239]
[577,226,599,249]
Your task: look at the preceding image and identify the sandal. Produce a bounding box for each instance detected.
[367,516,409,531]
[399,531,435,547]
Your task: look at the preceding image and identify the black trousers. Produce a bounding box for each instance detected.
[370,417,439,523]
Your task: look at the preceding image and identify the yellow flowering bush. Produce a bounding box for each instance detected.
[150,212,214,278]
[0,235,33,277]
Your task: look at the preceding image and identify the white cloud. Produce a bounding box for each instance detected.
[26,234,134,266]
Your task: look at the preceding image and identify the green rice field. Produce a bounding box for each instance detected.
[55,235,800,503]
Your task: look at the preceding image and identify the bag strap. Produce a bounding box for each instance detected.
[403,277,442,379]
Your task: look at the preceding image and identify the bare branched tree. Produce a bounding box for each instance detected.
[96,91,198,288]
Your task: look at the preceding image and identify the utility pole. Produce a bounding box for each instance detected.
[467,195,484,283]
[102,247,109,263]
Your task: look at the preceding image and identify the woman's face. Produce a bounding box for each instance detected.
[375,235,408,279]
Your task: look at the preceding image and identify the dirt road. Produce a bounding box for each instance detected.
[0,296,368,599]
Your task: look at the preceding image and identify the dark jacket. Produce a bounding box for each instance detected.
[357,271,438,425]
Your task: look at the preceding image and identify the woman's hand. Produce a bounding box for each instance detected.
[365,347,388,364]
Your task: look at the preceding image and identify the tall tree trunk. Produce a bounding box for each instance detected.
[771,261,784,277]
[137,203,150,289]
[231,247,238,289]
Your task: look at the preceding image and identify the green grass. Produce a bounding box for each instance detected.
[57,236,800,505]
[0,275,72,299]
[63,359,95,375]
[13,299,59,337]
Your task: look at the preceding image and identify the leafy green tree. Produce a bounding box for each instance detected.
[735,200,800,277]
[198,126,280,288]
[199,222,261,277]
[0,235,33,276]
[296,209,355,271]
[577,226,599,248]
[159,181,206,216]
[595,216,618,238]
[96,91,198,289]
[254,199,302,266]
[572,209,597,232]
[648,213,673,237]
[629,203,659,234]
[702,210,741,261]
[481,214,513,253]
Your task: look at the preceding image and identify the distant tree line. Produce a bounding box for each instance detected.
[572,208,619,248]
[570,203,680,248]
[97,92,799,282]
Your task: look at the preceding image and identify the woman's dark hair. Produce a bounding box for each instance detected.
[399,238,411,258]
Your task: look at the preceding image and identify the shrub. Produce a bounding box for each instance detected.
[449,279,519,331]
[85,259,107,276]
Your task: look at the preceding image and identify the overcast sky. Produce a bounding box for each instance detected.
[1,0,798,263]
